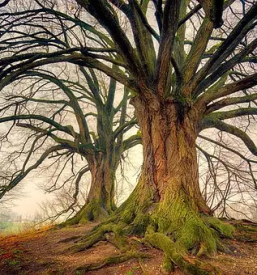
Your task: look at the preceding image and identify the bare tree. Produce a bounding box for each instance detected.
[0,62,139,224]
[1,0,257,273]
[0,1,142,223]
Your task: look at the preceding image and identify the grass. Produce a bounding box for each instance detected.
[0,222,24,235]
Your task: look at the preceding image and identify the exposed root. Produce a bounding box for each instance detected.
[145,232,220,274]
[65,188,235,274]
[76,251,150,272]
[161,254,175,273]
[66,222,129,253]
[203,216,235,238]
[58,236,81,244]
[232,220,257,242]
[66,211,233,273]
[60,200,112,228]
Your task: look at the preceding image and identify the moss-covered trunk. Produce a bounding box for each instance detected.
[121,95,209,214]
[65,153,117,225]
[73,95,234,273]
[110,96,234,273]
[65,101,120,225]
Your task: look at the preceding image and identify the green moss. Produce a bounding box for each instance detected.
[82,222,129,251]
[145,232,212,275]
[162,254,175,273]
[124,213,150,236]
[121,208,135,224]
[150,193,219,256]
[105,228,129,250]
[176,215,218,256]
[66,183,232,274]
[203,216,235,238]
[68,229,106,253]
[59,200,111,228]
[154,191,191,233]
[235,223,257,232]
[146,219,158,234]
[145,232,183,265]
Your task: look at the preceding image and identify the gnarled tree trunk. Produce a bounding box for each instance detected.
[65,153,117,225]
[112,96,233,272]
[116,96,211,223]
[130,95,209,214]
[77,95,234,273]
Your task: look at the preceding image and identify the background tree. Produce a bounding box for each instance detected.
[0,208,21,232]
[0,65,139,223]
[1,0,257,273]
[0,1,142,223]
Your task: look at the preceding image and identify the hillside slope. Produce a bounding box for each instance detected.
[0,220,257,274]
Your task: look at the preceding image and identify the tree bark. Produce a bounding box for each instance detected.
[107,95,234,272]
[65,153,117,225]
[127,95,209,213]
[73,94,234,273]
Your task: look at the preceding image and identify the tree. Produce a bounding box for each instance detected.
[0,1,142,223]
[0,208,21,232]
[1,0,257,273]
[0,63,139,223]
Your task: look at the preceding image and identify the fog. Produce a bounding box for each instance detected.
[7,145,143,219]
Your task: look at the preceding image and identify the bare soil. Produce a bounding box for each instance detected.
[0,220,257,274]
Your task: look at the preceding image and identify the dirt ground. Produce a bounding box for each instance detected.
[0,220,257,275]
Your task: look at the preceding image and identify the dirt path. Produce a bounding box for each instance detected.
[0,220,257,274]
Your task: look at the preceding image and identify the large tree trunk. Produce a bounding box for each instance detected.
[110,96,233,272]
[118,95,210,213]
[73,95,234,273]
[65,153,117,225]
[130,95,209,213]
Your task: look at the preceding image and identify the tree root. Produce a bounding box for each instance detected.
[145,232,220,275]
[65,216,232,274]
[66,222,129,253]
[231,220,257,242]
[58,200,112,228]
[66,213,234,273]
[76,251,150,272]
[64,193,235,274]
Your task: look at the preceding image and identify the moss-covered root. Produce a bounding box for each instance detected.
[67,222,129,253]
[145,232,220,275]
[58,200,111,228]
[230,220,257,242]
[65,229,106,253]
[202,216,235,238]
[76,251,150,272]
